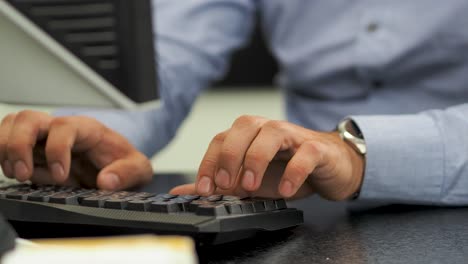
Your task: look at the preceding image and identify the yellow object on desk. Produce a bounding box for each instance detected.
[3,235,197,264]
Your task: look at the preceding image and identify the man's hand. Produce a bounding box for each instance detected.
[172,115,364,201]
[0,110,153,190]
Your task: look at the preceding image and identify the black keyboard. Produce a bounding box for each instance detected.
[0,182,303,245]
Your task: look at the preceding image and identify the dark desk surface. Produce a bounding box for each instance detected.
[13,174,468,263]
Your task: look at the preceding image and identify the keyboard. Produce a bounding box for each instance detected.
[0,182,303,245]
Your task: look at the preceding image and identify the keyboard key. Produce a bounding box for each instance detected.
[187,200,212,212]
[181,195,200,201]
[49,189,94,205]
[239,202,255,214]
[0,184,31,198]
[264,200,276,211]
[81,197,104,207]
[224,202,243,215]
[160,193,177,200]
[127,200,152,211]
[77,190,113,204]
[104,199,129,210]
[0,188,23,199]
[28,190,60,202]
[274,199,287,210]
[196,203,228,216]
[222,195,241,201]
[126,195,169,211]
[130,192,156,199]
[250,200,266,212]
[243,198,277,212]
[171,197,191,211]
[207,195,223,202]
[150,201,181,213]
[6,190,41,200]
[77,191,113,207]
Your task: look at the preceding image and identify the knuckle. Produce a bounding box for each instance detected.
[303,140,321,157]
[303,140,326,164]
[137,153,152,169]
[288,162,310,180]
[233,115,258,128]
[15,110,35,120]
[131,151,149,164]
[212,132,227,143]
[76,116,103,130]
[50,117,73,128]
[1,113,16,125]
[263,120,286,131]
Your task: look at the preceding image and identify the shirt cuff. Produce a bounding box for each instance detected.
[350,114,444,205]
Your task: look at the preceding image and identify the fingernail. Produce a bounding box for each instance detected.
[198,176,212,194]
[242,170,255,190]
[215,169,230,188]
[14,160,29,181]
[104,173,120,190]
[280,180,294,197]
[50,162,65,182]
[2,160,13,177]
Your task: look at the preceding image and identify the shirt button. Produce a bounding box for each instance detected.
[366,23,379,33]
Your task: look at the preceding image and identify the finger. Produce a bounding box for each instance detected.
[241,121,285,192]
[45,118,79,183]
[52,116,152,190]
[279,141,323,198]
[215,116,267,189]
[171,183,250,198]
[46,116,116,184]
[170,183,196,195]
[195,131,226,196]
[96,152,153,190]
[0,114,16,177]
[6,111,52,181]
[29,167,78,186]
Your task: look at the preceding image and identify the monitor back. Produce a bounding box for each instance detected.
[0,0,157,108]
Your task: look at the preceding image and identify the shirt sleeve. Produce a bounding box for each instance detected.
[351,103,468,206]
[54,0,257,157]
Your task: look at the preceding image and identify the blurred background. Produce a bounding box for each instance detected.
[0,7,283,174]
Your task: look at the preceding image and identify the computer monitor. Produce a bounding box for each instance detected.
[0,0,157,109]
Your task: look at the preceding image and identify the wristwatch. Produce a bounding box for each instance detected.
[337,118,366,200]
[337,118,366,156]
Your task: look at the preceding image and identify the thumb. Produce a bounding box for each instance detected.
[97,153,153,190]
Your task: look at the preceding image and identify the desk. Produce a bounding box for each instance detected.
[11,174,468,264]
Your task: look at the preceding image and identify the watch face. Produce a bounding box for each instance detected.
[345,119,363,139]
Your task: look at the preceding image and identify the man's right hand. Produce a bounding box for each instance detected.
[0,110,153,190]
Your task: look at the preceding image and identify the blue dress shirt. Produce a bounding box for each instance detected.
[56,0,468,205]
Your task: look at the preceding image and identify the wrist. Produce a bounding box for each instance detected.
[343,137,365,199]
[328,131,365,199]
[335,118,367,200]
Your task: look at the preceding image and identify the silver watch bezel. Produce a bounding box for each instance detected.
[337,118,367,155]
